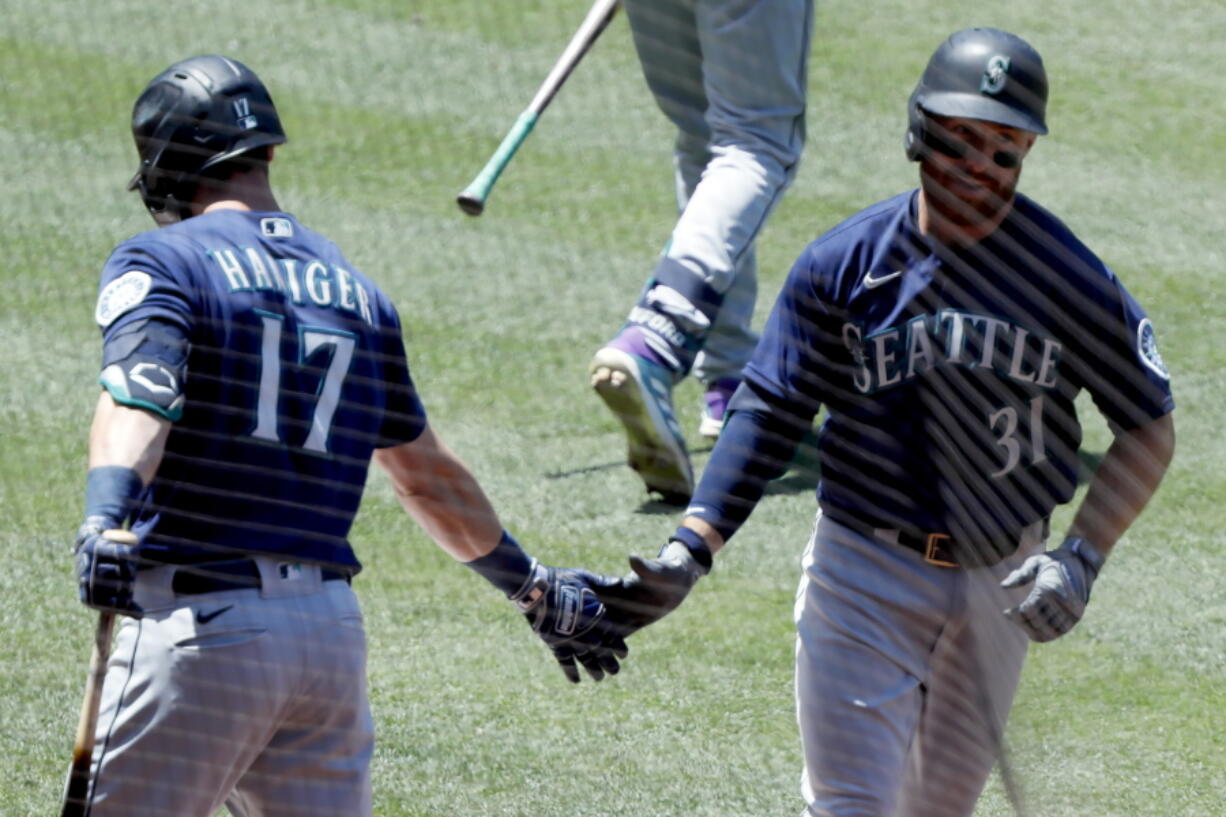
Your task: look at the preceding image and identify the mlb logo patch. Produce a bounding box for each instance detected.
[277,563,305,581]
[233,97,258,130]
[260,217,294,238]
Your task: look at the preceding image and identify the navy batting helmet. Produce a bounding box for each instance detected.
[905,28,1048,164]
[128,55,286,221]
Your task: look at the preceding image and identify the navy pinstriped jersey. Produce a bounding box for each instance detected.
[744,190,1174,548]
[95,210,427,571]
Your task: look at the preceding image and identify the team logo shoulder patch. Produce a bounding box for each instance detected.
[260,217,294,238]
[1136,318,1170,380]
[95,270,153,327]
[980,55,1011,95]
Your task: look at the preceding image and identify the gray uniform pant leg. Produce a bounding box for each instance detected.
[622,0,812,385]
[793,513,1041,817]
[88,563,372,817]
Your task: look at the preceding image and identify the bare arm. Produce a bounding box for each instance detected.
[88,391,172,484]
[375,425,628,683]
[373,425,504,562]
[1068,412,1175,555]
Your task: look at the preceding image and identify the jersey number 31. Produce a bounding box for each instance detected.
[988,396,1047,478]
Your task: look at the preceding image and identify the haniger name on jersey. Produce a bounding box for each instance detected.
[841,309,1062,395]
[207,246,375,326]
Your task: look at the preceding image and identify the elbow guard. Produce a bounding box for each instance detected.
[99,318,189,420]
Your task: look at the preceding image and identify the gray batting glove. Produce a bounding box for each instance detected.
[598,536,711,638]
[1001,536,1105,642]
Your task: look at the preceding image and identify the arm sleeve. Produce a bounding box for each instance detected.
[686,245,838,542]
[686,383,817,543]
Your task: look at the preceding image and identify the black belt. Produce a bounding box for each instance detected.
[823,509,1019,569]
[894,530,959,568]
[170,559,351,595]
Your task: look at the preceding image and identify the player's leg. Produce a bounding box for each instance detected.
[87,575,293,816]
[663,90,755,441]
[684,0,812,438]
[226,572,373,817]
[894,527,1045,817]
[795,514,957,816]
[591,0,708,501]
[673,0,810,294]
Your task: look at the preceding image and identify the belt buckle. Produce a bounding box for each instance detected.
[924,533,959,568]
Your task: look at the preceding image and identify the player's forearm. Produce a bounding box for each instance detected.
[374,432,505,562]
[88,391,171,484]
[1068,412,1174,554]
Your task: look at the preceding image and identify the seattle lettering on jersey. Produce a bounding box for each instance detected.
[207,247,374,326]
[842,308,1062,394]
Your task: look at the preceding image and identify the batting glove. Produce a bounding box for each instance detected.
[74,517,144,618]
[1001,536,1105,642]
[599,530,712,638]
[511,563,629,684]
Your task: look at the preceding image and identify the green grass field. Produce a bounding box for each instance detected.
[2,1,1223,815]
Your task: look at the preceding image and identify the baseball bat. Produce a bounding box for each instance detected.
[456,0,620,216]
[60,529,136,817]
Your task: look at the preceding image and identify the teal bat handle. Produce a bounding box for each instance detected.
[457,110,540,216]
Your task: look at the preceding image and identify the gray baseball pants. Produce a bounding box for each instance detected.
[621,0,812,384]
[794,512,1045,816]
[87,558,372,817]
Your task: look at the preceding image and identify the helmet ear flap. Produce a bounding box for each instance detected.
[905,91,968,163]
[130,161,194,224]
[905,89,925,162]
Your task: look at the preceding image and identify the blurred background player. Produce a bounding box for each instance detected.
[72,55,626,817]
[600,28,1175,816]
[589,0,814,503]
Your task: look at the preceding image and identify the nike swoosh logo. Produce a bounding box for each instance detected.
[196,605,234,625]
[863,270,903,289]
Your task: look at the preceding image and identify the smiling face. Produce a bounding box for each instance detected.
[918,115,1038,244]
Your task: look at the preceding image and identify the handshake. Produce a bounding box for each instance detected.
[511,532,713,684]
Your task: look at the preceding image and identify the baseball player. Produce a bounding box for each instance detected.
[600,28,1176,816]
[589,0,813,503]
[72,55,627,817]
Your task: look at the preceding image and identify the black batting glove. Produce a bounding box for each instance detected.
[599,530,712,638]
[511,563,629,683]
[74,516,144,618]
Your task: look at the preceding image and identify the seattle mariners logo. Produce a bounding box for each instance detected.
[95,270,152,327]
[980,55,1011,95]
[1137,318,1170,380]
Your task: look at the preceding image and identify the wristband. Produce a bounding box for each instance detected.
[1065,536,1105,578]
[465,530,535,598]
[84,465,144,529]
[669,526,714,573]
